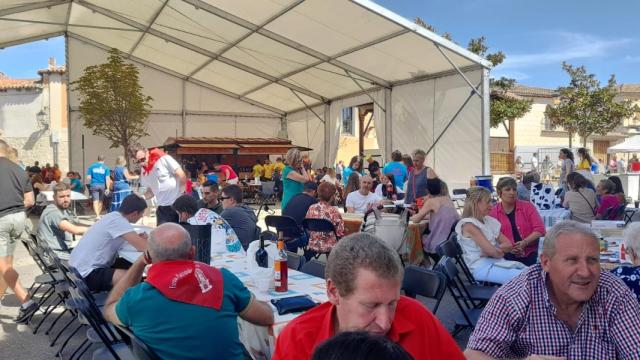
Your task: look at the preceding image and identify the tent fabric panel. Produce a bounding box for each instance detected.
[67,36,184,111]
[84,0,160,26]
[192,60,270,95]
[337,32,476,83]
[199,0,297,25]
[184,115,280,139]
[286,105,326,165]
[68,4,140,51]
[391,70,483,191]
[284,63,368,100]
[153,1,248,55]
[0,5,66,45]
[222,33,319,79]
[131,33,210,75]
[608,135,640,153]
[246,83,318,112]
[184,82,277,115]
[264,0,402,56]
[0,1,44,11]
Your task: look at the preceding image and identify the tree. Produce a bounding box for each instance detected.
[545,62,638,147]
[71,48,152,163]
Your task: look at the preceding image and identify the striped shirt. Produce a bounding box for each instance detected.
[468,264,640,359]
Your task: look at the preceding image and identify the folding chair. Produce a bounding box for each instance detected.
[402,265,447,314]
[285,251,306,271]
[434,257,483,337]
[301,218,339,260]
[625,208,636,225]
[117,326,162,360]
[256,181,277,217]
[264,215,305,251]
[66,267,132,360]
[300,260,326,279]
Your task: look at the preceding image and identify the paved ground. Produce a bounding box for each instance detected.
[0,210,472,359]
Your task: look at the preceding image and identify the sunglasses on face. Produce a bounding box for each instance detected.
[135,157,147,164]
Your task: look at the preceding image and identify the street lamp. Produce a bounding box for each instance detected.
[36,109,49,130]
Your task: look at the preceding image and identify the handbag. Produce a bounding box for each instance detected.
[270,295,318,315]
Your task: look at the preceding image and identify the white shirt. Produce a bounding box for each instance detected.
[455,216,501,272]
[69,212,135,277]
[346,190,381,214]
[140,155,182,206]
[531,156,538,168]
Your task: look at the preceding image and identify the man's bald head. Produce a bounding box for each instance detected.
[148,223,193,262]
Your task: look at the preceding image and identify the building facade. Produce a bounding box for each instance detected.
[490,84,640,174]
[0,58,68,171]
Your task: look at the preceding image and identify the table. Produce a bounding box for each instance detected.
[39,190,89,216]
[600,237,633,270]
[538,208,571,228]
[117,245,327,360]
[212,253,327,360]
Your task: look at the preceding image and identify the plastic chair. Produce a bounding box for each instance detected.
[300,260,326,279]
[402,265,447,314]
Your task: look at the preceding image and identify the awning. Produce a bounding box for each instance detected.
[608,135,640,153]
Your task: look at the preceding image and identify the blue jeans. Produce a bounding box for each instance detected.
[471,258,525,284]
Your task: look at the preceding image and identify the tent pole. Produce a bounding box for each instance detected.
[481,68,490,175]
[181,80,187,136]
[345,70,386,112]
[290,89,325,124]
[434,44,483,99]
[426,83,482,157]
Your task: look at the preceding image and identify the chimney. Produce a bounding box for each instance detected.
[49,57,56,69]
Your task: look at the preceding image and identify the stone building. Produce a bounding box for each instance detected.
[0,58,68,171]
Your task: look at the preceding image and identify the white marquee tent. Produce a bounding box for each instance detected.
[608,135,640,153]
[1,0,492,189]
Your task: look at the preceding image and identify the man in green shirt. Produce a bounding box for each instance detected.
[103,223,274,360]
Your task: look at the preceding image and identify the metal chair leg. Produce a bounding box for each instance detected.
[50,313,75,346]
[45,307,69,336]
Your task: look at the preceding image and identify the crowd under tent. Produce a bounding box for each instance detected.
[1,0,492,189]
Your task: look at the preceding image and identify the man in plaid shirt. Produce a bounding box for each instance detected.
[465,220,640,360]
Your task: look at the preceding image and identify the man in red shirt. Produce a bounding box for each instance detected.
[272,232,464,360]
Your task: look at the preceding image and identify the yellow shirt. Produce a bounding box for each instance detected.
[263,164,275,179]
[577,159,591,171]
[252,164,264,178]
[274,162,285,175]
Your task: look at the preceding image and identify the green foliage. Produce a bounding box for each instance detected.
[71,48,152,160]
[545,62,639,147]
[490,77,533,128]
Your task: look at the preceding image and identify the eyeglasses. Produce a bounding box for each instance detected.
[219,196,231,201]
[135,157,146,164]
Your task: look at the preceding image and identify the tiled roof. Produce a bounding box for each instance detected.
[620,84,640,93]
[164,137,293,146]
[510,85,558,98]
[0,72,40,91]
[37,65,66,75]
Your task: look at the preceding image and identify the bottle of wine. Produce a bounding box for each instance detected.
[274,232,288,293]
[256,234,268,268]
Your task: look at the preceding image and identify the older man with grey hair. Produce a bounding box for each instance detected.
[273,232,464,360]
[345,175,382,213]
[103,223,273,360]
[465,220,640,360]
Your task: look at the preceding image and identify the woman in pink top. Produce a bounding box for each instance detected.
[596,179,622,220]
[489,177,545,266]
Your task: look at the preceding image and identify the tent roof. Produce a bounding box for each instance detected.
[608,135,640,153]
[0,0,491,115]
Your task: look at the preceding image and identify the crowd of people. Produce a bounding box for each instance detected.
[3,137,640,359]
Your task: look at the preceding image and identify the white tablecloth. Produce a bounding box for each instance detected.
[212,253,327,360]
[115,247,326,360]
[538,208,571,228]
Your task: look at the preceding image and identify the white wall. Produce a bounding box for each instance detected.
[67,36,283,173]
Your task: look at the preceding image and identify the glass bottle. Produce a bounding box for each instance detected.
[274,232,288,292]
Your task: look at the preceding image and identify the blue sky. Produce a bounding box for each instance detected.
[374,0,640,88]
[1,1,639,88]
